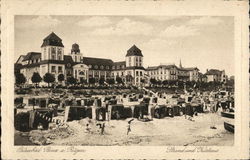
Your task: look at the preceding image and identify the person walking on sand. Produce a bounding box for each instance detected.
[101,123,105,135]
[127,119,134,135]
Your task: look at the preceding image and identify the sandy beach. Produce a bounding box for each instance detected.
[15,112,234,146]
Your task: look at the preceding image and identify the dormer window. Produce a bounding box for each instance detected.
[89,65,92,68]
[94,65,98,69]
[112,66,115,70]
[100,65,104,69]
[106,66,109,69]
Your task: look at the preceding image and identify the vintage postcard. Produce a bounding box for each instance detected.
[1,0,249,159]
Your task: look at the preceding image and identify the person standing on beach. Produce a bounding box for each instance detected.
[127,119,134,135]
[101,123,105,135]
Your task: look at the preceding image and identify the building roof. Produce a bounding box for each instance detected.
[22,52,41,61]
[20,59,68,69]
[113,61,126,70]
[14,63,22,70]
[64,55,74,64]
[146,66,158,70]
[178,67,198,71]
[113,61,126,65]
[198,72,207,78]
[205,69,222,75]
[82,57,113,70]
[126,45,143,57]
[16,55,26,64]
[41,32,64,47]
[126,66,145,70]
[71,43,80,53]
[146,64,177,70]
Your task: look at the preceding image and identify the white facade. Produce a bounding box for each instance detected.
[41,46,64,61]
[188,69,199,81]
[73,64,89,82]
[125,56,143,67]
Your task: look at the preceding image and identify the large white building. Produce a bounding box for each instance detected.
[15,32,226,86]
[15,32,146,86]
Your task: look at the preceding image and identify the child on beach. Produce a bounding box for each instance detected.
[85,123,91,133]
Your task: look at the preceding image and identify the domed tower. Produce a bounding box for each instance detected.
[41,32,64,61]
[125,45,145,86]
[71,43,82,63]
[125,45,143,67]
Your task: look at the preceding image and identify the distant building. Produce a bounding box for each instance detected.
[198,72,207,82]
[145,60,199,82]
[146,64,178,81]
[205,69,226,83]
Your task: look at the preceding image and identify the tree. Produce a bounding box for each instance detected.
[156,80,162,86]
[162,80,169,86]
[150,78,157,86]
[43,73,55,87]
[169,80,177,87]
[177,81,184,89]
[89,77,96,85]
[15,73,26,85]
[80,78,87,85]
[116,76,123,85]
[99,77,105,85]
[58,74,65,83]
[67,76,77,85]
[125,75,133,83]
[107,78,115,85]
[31,72,42,87]
[140,78,145,84]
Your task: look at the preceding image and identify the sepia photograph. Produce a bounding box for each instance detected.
[13,15,235,146]
[1,0,249,159]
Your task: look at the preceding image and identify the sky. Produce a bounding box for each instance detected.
[15,15,234,76]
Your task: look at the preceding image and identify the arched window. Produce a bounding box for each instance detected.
[79,71,84,75]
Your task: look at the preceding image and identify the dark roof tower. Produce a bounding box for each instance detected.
[126,45,143,57]
[41,32,64,47]
[71,43,80,54]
